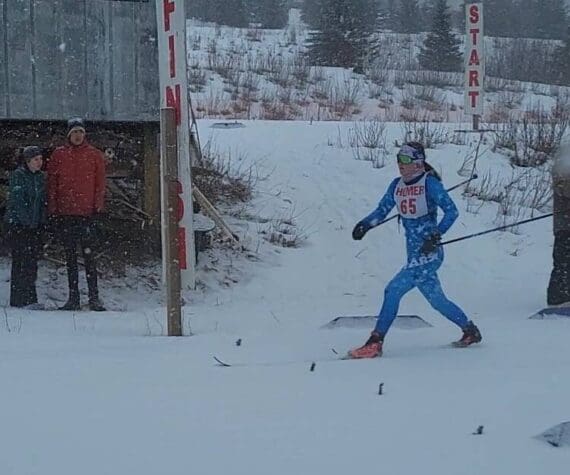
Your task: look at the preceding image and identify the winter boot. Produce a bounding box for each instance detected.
[59,299,80,311]
[453,321,482,347]
[347,331,384,359]
[88,298,107,312]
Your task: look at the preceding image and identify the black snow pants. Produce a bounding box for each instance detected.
[9,226,43,307]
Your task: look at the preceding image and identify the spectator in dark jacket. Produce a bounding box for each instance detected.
[47,118,106,311]
[4,146,47,309]
[548,140,570,306]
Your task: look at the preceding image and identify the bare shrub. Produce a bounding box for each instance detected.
[260,101,298,120]
[193,139,258,205]
[401,117,449,148]
[485,76,509,93]
[189,33,202,51]
[208,52,238,80]
[267,57,291,88]
[261,209,308,248]
[364,63,390,86]
[189,63,207,92]
[517,167,553,212]
[405,70,462,88]
[291,55,310,85]
[464,166,552,231]
[497,91,524,110]
[246,27,263,42]
[368,83,389,100]
[463,171,504,204]
[493,104,569,167]
[309,66,326,83]
[328,78,362,118]
[242,71,261,92]
[401,88,415,110]
[277,86,294,105]
[347,120,388,168]
[348,120,387,149]
[457,134,489,176]
[195,90,229,117]
[487,103,513,123]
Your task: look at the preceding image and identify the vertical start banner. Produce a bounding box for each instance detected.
[156,0,196,290]
[465,3,484,117]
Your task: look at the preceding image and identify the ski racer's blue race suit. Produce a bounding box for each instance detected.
[358,172,470,335]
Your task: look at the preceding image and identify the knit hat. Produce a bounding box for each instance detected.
[397,142,426,164]
[67,117,86,137]
[21,146,43,161]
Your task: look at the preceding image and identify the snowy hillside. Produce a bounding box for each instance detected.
[1,120,569,474]
[186,10,570,122]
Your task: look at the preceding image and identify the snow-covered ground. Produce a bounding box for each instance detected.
[1,120,569,474]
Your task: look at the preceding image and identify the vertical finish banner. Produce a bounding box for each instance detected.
[465,3,485,117]
[156,0,196,290]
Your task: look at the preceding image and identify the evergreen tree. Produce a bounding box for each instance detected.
[186,0,215,22]
[483,0,516,37]
[553,26,570,85]
[187,0,249,27]
[375,0,397,30]
[250,0,289,29]
[418,0,463,71]
[301,0,322,29]
[395,0,423,33]
[307,0,376,69]
[527,0,568,40]
[215,0,249,27]
[450,3,465,31]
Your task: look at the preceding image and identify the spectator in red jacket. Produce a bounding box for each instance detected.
[47,118,106,311]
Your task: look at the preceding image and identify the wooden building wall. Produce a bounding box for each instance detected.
[0,0,159,121]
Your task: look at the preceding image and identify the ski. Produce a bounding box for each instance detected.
[213,356,232,367]
[213,349,352,368]
[529,306,570,319]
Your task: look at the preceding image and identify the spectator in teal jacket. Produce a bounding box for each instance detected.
[4,146,47,309]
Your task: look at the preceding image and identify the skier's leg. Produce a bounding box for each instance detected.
[348,268,417,358]
[417,272,469,329]
[374,268,417,335]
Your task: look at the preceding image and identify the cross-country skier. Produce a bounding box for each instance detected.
[348,142,482,359]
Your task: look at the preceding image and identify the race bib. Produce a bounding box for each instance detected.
[394,174,428,219]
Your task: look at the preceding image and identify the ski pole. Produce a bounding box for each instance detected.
[377,173,479,226]
[440,213,553,247]
[446,173,479,192]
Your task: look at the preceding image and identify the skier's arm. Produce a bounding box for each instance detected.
[360,179,398,229]
[428,176,458,235]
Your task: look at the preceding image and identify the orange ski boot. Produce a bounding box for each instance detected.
[347,331,384,359]
[453,321,482,348]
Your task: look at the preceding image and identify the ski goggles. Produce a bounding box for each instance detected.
[397,153,416,164]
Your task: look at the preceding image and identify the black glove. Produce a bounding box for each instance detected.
[421,232,441,255]
[352,222,370,241]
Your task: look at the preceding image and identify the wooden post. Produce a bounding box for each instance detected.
[161,108,182,337]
